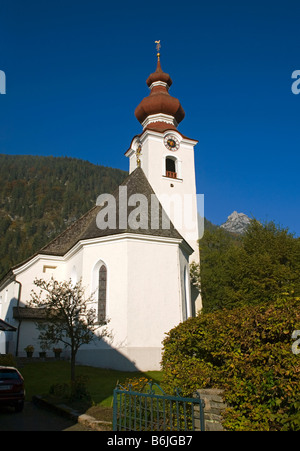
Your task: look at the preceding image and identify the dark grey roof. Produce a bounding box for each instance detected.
[13,307,47,321]
[0,319,17,331]
[39,167,185,257]
[0,168,191,287]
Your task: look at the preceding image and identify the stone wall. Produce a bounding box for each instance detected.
[195,388,226,431]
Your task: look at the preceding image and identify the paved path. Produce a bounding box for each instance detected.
[0,401,93,431]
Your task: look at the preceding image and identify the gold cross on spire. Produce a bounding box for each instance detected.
[155,40,161,59]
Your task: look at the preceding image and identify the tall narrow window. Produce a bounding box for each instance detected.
[184,266,191,319]
[165,157,177,179]
[98,265,107,322]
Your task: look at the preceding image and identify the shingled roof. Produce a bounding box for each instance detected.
[0,318,17,331]
[39,167,185,257]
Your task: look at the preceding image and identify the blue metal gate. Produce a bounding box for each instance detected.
[113,382,205,431]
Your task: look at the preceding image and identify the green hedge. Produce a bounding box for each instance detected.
[161,294,300,431]
[0,353,17,367]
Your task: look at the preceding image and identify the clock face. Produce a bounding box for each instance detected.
[164,135,179,151]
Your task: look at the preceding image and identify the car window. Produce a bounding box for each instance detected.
[0,370,20,380]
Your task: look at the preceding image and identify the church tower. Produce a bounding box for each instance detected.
[0,44,201,370]
[126,43,201,310]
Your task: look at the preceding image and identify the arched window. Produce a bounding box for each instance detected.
[165,157,177,179]
[98,265,107,322]
[184,266,191,319]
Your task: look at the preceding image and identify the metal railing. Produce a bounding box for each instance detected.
[165,171,177,179]
[113,381,205,431]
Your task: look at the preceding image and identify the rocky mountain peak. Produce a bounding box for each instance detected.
[220,211,251,235]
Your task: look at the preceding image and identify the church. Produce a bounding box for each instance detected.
[0,46,200,371]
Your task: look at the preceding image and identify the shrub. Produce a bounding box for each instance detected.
[161,294,300,431]
[69,375,91,402]
[121,376,150,393]
[49,375,91,402]
[0,353,16,367]
[49,382,69,398]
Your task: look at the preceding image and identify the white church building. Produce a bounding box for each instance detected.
[0,50,200,371]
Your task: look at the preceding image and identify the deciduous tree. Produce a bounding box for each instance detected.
[29,278,111,381]
[195,219,300,311]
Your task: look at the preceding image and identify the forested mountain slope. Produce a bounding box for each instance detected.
[0,154,127,279]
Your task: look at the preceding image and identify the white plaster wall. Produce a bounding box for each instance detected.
[1,256,66,356]
[0,332,5,354]
[0,281,19,354]
[19,321,41,356]
[14,257,66,308]
[126,238,183,349]
[77,235,188,371]
[81,238,129,348]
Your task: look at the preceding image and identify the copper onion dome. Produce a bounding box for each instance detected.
[135,54,185,131]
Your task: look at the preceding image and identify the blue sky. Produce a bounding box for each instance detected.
[0,0,299,235]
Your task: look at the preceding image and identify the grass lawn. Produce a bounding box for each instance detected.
[19,360,163,408]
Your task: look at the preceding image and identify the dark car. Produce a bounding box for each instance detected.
[0,366,25,412]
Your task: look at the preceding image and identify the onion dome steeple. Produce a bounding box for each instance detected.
[135,41,185,132]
